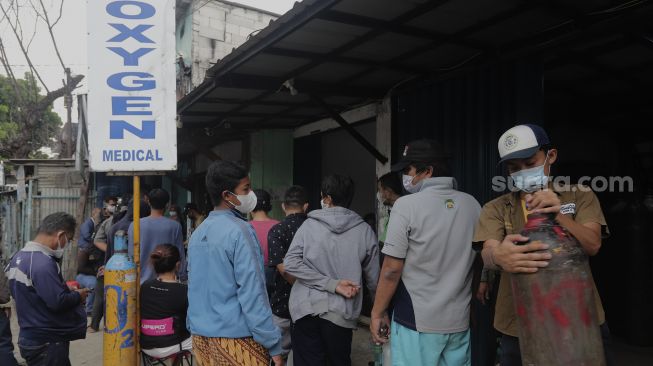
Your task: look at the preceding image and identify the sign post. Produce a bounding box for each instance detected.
[87,1,177,365]
[88,0,177,172]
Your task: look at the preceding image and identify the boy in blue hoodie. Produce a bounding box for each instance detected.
[7,212,89,366]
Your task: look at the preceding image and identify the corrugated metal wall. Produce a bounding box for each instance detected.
[1,173,96,278]
[32,189,80,226]
[32,187,87,236]
[0,193,21,263]
[31,184,96,280]
[34,165,85,188]
[393,61,544,204]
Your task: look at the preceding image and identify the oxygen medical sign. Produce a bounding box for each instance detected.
[88,0,177,171]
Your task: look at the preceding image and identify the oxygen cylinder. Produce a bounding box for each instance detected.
[103,230,137,366]
[511,213,605,366]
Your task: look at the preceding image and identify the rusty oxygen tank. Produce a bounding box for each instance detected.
[511,213,605,366]
[103,230,137,365]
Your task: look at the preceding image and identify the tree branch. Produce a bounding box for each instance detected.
[51,0,64,28]
[0,38,23,105]
[36,74,84,111]
[0,1,50,93]
[25,15,39,52]
[37,0,66,72]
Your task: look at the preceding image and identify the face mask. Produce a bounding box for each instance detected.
[320,199,329,210]
[402,174,423,194]
[228,190,257,214]
[510,154,550,193]
[106,205,116,214]
[169,211,177,217]
[55,233,70,259]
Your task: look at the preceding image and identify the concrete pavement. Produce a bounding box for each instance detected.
[9,304,374,366]
[9,304,653,365]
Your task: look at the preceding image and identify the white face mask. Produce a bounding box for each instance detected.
[228,190,258,214]
[320,199,329,210]
[402,174,423,194]
[169,211,177,217]
[55,233,70,259]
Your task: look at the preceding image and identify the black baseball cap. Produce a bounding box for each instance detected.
[391,139,450,172]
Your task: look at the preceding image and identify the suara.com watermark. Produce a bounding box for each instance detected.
[492,176,634,193]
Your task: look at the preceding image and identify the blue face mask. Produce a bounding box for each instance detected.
[510,154,550,193]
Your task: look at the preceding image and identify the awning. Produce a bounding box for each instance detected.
[177,0,653,154]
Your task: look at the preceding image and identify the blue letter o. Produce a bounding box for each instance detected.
[106,1,156,20]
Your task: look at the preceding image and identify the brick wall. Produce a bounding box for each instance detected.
[189,1,278,87]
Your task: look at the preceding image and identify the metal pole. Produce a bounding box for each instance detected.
[25,180,33,244]
[133,176,141,366]
[64,67,73,158]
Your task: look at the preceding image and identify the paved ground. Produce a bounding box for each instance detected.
[9,305,375,365]
[9,305,653,365]
[8,305,103,365]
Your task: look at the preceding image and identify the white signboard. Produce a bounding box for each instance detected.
[87,0,177,172]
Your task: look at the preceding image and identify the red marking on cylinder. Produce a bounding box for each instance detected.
[532,283,569,327]
[552,226,567,239]
[524,217,547,229]
[530,278,593,328]
[516,302,531,329]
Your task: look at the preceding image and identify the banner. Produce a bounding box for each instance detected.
[88,0,177,172]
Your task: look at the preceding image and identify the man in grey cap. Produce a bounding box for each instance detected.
[370,139,481,366]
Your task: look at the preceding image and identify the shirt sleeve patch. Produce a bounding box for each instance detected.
[560,203,576,215]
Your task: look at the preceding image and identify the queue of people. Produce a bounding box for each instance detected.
[0,123,612,366]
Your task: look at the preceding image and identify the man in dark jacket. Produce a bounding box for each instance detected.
[267,185,310,359]
[89,199,149,333]
[1,247,18,366]
[7,212,90,366]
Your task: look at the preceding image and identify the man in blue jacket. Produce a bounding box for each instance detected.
[7,212,89,366]
[187,161,283,366]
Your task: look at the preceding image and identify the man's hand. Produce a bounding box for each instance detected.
[271,354,284,366]
[335,280,360,299]
[3,307,10,319]
[76,288,91,304]
[370,311,390,345]
[526,190,561,214]
[97,266,105,278]
[492,234,551,273]
[476,282,489,305]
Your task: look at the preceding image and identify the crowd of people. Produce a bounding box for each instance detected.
[0,124,613,366]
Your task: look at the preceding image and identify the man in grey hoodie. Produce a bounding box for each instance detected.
[284,174,380,366]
